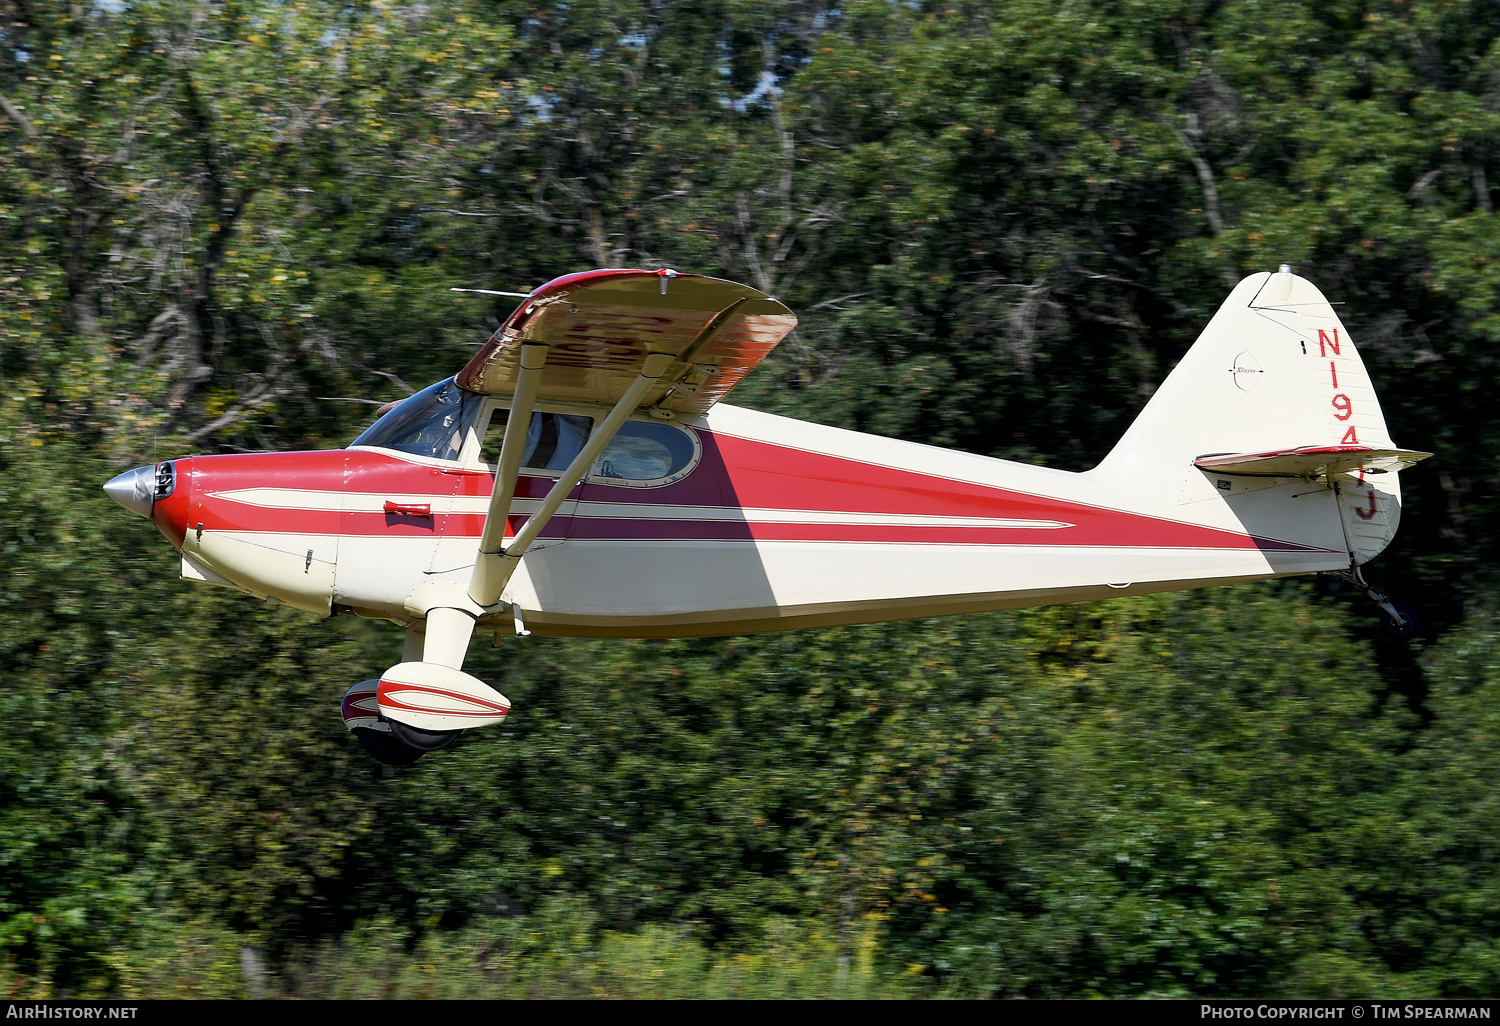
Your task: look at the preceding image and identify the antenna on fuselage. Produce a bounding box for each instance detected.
[449,287,533,298]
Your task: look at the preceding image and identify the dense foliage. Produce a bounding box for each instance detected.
[5,0,1500,998]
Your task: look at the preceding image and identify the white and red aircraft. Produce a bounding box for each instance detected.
[105,266,1430,764]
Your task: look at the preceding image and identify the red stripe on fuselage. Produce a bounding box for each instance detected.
[184,450,576,542]
[176,431,1325,553]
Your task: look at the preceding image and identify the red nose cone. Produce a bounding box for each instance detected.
[151,458,192,548]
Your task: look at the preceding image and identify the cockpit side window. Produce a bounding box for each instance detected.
[349,378,482,461]
[481,408,593,471]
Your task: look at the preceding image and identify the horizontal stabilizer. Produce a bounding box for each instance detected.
[1193,445,1432,479]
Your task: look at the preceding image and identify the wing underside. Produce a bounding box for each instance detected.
[456,269,797,415]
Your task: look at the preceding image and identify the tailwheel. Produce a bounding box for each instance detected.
[1378,601,1419,642]
[1324,566,1419,643]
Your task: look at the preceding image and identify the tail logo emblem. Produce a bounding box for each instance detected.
[1230,350,1264,392]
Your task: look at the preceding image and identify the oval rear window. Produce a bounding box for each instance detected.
[592,421,699,486]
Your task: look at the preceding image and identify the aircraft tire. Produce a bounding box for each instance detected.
[388,719,465,754]
[1379,602,1419,642]
[354,726,424,766]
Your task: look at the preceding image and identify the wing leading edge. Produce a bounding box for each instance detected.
[456,268,797,415]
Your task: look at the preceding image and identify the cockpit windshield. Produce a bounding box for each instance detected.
[349,377,482,461]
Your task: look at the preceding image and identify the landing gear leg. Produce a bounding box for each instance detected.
[403,626,425,663]
[1327,564,1418,641]
[382,625,465,755]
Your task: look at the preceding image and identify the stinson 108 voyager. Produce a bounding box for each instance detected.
[105,266,1430,764]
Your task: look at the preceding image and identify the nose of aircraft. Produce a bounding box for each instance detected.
[102,464,158,518]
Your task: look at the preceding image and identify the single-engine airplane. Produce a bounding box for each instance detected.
[105,265,1430,765]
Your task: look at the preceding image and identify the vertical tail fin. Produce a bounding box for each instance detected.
[1093,268,1417,565]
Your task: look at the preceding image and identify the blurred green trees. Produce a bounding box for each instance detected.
[7,0,1500,998]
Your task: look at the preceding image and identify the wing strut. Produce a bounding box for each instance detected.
[468,340,549,608]
[466,349,676,610]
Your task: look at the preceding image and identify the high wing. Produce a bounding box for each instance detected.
[447,269,795,630]
[456,268,797,415]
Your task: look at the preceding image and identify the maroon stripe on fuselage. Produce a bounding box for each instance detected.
[178,431,1328,553]
[562,516,1317,549]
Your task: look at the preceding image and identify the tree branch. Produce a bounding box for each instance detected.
[1176,124,1224,237]
[0,91,40,142]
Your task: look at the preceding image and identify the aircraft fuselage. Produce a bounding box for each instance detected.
[145,398,1350,638]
